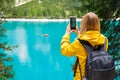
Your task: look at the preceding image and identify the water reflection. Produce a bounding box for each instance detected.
[2,21,75,80]
[15,27,30,64]
[34,36,51,55]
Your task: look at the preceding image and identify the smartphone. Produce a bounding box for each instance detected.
[70,16,76,30]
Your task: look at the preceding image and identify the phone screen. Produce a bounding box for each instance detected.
[70,17,76,30]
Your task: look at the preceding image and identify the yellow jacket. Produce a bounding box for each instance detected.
[60,31,108,80]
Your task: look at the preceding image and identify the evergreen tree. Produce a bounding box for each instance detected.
[0,21,15,80]
[0,0,16,80]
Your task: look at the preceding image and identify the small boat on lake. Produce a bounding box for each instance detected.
[41,34,48,37]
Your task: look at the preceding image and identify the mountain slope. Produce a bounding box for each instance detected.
[8,0,83,19]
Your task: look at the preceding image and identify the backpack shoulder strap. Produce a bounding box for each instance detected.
[73,57,79,77]
[73,57,82,80]
[77,38,94,53]
[100,38,107,51]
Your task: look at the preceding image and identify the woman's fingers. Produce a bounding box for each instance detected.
[65,24,79,35]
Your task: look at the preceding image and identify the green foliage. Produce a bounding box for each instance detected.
[1,0,120,19]
[0,0,15,11]
[6,0,84,18]
[0,0,16,80]
[75,0,120,19]
[0,20,16,80]
[0,0,15,18]
[100,19,120,79]
[101,20,120,58]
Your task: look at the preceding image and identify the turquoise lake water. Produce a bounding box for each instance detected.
[2,20,120,80]
[2,21,81,80]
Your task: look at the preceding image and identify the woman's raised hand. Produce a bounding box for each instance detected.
[65,24,79,35]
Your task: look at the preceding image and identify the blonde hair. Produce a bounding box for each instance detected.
[79,12,100,34]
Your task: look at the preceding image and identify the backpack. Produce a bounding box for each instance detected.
[73,38,115,80]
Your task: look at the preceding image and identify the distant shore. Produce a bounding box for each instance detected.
[2,18,120,22]
[5,18,82,22]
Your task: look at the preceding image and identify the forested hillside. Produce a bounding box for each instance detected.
[1,0,120,19]
[7,0,86,18]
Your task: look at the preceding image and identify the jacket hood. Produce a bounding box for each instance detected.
[78,31,105,47]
